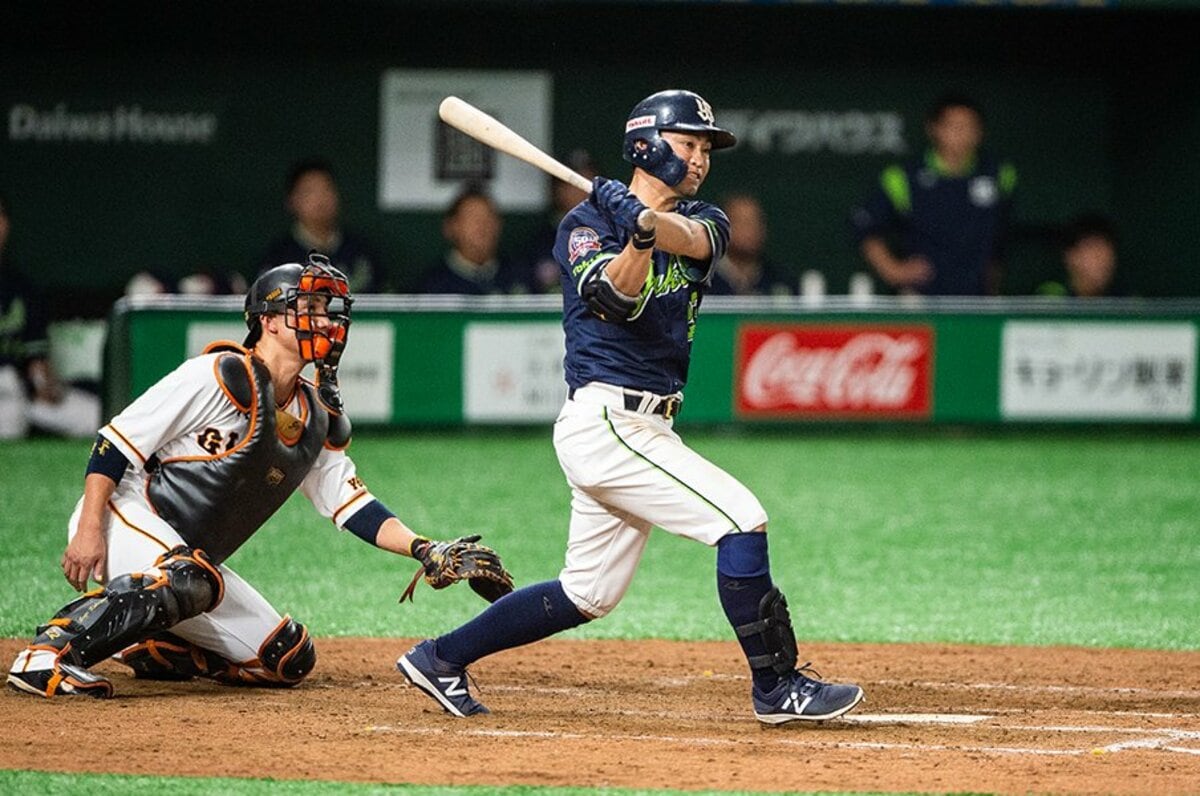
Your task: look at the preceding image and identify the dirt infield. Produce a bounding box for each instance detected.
[3,637,1198,794]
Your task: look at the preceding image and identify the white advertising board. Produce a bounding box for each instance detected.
[1000,322,1195,420]
[463,322,566,422]
[378,69,551,211]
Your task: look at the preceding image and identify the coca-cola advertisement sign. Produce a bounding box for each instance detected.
[735,325,933,418]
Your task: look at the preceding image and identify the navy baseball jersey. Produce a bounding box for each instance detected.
[554,198,730,395]
[852,150,1016,296]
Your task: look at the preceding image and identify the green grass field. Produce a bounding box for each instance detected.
[2,428,1198,794]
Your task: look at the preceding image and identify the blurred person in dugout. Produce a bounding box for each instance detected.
[0,191,100,439]
[851,93,1016,296]
[513,149,601,294]
[420,183,529,295]
[1037,213,1126,298]
[707,192,795,296]
[258,157,385,293]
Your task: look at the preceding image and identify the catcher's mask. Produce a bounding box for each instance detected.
[243,252,353,370]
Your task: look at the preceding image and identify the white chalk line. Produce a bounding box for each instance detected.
[485,676,1200,700]
[365,722,1200,758]
[875,678,1200,699]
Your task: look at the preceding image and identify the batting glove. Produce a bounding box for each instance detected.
[591,177,649,234]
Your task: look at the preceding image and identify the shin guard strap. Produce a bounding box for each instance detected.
[733,586,798,675]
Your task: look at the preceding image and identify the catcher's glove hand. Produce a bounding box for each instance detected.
[399,534,514,604]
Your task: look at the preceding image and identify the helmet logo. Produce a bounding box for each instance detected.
[264,287,283,301]
[695,97,715,125]
[626,114,656,133]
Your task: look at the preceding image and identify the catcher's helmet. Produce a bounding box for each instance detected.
[242,252,352,368]
[622,90,736,186]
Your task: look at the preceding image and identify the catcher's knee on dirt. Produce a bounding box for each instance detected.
[734,587,798,675]
[32,546,224,669]
[256,617,316,685]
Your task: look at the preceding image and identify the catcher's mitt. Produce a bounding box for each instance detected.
[399,534,514,604]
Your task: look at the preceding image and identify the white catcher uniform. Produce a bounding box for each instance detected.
[7,342,376,696]
[87,348,375,672]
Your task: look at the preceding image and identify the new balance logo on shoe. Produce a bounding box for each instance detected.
[438,675,467,697]
[781,691,814,715]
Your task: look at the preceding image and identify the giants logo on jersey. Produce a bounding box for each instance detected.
[735,325,933,418]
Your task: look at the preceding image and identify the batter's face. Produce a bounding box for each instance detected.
[661,131,712,196]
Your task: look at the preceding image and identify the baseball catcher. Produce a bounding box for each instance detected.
[7,251,513,699]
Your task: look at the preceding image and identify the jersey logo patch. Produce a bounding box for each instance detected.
[568,226,602,264]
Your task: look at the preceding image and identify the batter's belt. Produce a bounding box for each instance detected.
[569,382,682,420]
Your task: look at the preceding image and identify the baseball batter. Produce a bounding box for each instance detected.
[399,90,865,723]
[8,253,510,699]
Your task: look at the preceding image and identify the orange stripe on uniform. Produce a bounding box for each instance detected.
[104,424,147,466]
[332,489,368,525]
[107,501,171,552]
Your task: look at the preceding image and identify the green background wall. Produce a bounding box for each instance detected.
[2,1,1198,317]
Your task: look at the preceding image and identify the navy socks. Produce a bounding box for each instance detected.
[434,579,590,667]
[716,532,780,693]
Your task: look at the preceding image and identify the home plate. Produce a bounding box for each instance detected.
[846,713,992,725]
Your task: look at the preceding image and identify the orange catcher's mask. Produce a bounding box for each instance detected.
[242,252,353,412]
[289,257,353,368]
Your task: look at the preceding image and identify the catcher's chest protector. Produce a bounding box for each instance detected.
[147,353,334,564]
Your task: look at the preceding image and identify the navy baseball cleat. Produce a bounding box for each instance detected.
[752,665,864,724]
[397,639,489,717]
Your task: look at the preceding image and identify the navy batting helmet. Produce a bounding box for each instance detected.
[622,90,737,186]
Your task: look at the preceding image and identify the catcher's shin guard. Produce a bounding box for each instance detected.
[119,620,316,687]
[734,587,799,676]
[117,632,238,682]
[30,546,223,670]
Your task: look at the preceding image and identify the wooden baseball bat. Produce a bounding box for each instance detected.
[438,96,593,193]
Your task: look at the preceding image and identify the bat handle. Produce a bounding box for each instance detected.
[567,172,593,194]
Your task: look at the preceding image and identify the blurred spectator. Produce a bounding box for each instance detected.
[258,157,384,292]
[0,191,100,439]
[851,93,1016,296]
[421,184,528,295]
[708,193,794,296]
[1037,213,1126,298]
[125,266,246,297]
[514,149,600,293]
